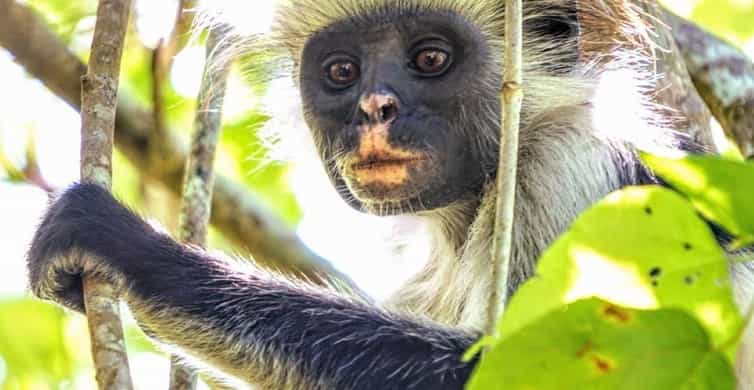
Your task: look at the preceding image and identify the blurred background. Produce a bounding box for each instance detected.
[0,0,752,388]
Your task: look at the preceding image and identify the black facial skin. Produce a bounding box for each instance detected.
[299,10,501,216]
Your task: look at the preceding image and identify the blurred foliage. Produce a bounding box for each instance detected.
[691,0,754,45]
[0,0,752,389]
[24,0,96,44]
[0,299,75,388]
[1,0,301,388]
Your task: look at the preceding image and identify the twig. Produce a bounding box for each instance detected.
[169,27,232,390]
[22,133,56,194]
[0,0,363,297]
[78,0,134,389]
[486,0,524,336]
[151,0,197,137]
[664,10,754,159]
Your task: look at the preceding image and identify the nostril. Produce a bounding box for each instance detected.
[358,92,400,124]
[380,102,398,123]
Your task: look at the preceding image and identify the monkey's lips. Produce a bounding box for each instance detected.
[351,157,425,171]
[340,152,440,207]
[348,155,427,187]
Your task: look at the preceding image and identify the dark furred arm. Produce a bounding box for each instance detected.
[27,183,477,389]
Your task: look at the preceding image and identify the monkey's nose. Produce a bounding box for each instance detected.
[359,91,400,124]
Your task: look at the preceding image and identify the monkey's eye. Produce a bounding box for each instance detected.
[410,49,450,76]
[326,61,360,87]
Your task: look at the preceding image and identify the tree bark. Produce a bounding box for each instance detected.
[78,0,134,388]
[169,27,232,390]
[665,10,754,159]
[487,0,523,335]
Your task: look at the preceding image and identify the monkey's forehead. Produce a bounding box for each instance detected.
[272,0,502,62]
[270,0,655,64]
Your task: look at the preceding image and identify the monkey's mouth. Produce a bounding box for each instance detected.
[351,157,425,171]
[346,154,428,189]
[338,152,439,207]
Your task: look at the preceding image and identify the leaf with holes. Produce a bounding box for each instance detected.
[643,154,754,248]
[498,186,741,360]
[467,298,735,390]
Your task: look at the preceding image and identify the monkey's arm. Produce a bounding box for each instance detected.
[27,183,477,390]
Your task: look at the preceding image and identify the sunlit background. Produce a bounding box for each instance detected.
[0,0,753,388]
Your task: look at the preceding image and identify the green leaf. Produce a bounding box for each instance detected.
[467,298,735,390]
[643,154,754,246]
[499,186,741,359]
[462,335,495,363]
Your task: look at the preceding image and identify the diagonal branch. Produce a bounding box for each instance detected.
[664,10,754,159]
[0,0,360,295]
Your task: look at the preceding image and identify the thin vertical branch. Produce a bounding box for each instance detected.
[152,0,198,136]
[485,0,524,336]
[79,0,134,388]
[169,27,232,390]
[145,0,198,241]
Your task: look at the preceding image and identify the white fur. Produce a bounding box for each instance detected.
[190,0,754,387]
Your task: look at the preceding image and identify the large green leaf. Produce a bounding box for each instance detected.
[643,154,754,247]
[468,299,735,390]
[500,186,741,358]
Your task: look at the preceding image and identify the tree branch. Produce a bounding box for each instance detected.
[169,26,232,390]
[79,0,134,388]
[664,10,754,159]
[151,0,197,137]
[486,0,523,335]
[0,0,360,295]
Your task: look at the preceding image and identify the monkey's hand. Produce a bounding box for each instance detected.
[27,183,161,312]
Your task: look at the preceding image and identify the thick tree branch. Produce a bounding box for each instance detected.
[0,0,359,295]
[665,11,754,159]
[79,0,134,388]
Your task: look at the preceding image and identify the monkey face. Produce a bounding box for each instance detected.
[299,10,501,216]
